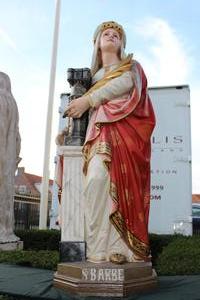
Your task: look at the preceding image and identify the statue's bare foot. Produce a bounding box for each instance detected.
[0,233,20,243]
[9,234,20,242]
[109,253,127,264]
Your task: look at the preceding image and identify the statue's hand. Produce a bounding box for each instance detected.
[55,128,69,145]
[64,96,90,118]
[55,132,65,146]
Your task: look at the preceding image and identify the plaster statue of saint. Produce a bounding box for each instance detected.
[64,21,156,264]
[0,72,21,243]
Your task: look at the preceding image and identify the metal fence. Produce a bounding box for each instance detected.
[14,199,50,230]
[193,223,200,235]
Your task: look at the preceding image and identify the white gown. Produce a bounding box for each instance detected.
[83,65,136,262]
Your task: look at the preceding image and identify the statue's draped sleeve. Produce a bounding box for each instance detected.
[89,70,134,108]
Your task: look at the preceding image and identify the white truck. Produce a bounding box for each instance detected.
[149,85,192,235]
[51,85,192,235]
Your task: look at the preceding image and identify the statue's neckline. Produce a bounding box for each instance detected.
[103,62,120,68]
[102,62,120,73]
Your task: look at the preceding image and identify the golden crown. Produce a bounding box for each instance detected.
[93,21,126,46]
[100,21,123,36]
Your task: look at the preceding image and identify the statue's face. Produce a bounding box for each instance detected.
[99,28,121,54]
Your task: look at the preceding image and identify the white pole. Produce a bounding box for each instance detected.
[39,0,61,229]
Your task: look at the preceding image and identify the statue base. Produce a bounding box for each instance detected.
[0,240,23,251]
[53,261,157,297]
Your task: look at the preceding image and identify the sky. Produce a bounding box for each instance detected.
[0,0,200,192]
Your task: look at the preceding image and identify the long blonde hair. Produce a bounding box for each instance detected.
[90,30,127,76]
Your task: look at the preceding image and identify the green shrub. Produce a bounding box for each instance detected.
[149,233,178,265]
[15,229,61,251]
[0,250,59,270]
[156,235,200,275]
[0,296,15,300]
